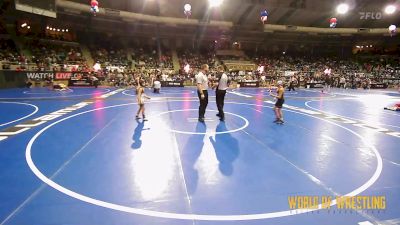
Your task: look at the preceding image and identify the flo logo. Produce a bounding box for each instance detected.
[359,12,382,20]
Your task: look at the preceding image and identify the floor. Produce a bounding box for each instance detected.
[0,86,399,225]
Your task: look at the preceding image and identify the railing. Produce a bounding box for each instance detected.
[0,61,37,71]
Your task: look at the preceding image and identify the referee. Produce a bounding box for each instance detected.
[214,65,228,121]
[196,64,210,122]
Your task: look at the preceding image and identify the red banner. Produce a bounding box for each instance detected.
[55,72,72,80]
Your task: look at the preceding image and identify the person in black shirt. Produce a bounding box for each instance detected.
[270,80,285,124]
[287,77,296,91]
[212,65,229,121]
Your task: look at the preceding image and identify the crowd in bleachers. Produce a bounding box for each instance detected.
[87,42,174,72]
[253,56,359,77]
[0,37,90,71]
[131,45,173,69]
[0,21,30,70]
[91,47,129,67]
[1,34,399,88]
[29,40,84,70]
[235,55,400,87]
[178,49,217,74]
[0,39,20,63]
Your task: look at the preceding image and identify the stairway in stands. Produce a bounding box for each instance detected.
[126,48,135,69]
[171,50,180,72]
[80,44,94,66]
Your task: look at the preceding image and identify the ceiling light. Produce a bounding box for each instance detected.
[208,0,223,8]
[385,5,396,14]
[337,3,349,14]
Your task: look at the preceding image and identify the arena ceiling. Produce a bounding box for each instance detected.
[3,0,398,47]
[67,0,400,29]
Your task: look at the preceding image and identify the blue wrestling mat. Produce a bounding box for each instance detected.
[0,87,399,225]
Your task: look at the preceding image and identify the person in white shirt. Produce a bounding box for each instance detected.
[339,77,346,88]
[213,65,228,121]
[153,79,161,93]
[91,75,99,88]
[196,64,209,122]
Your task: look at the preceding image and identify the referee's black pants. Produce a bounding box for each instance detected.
[197,90,208,119]
[216,89,226,119]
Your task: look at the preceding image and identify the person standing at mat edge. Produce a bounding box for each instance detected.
[196,64,210,122]
[213,65,228,121]
[270,80,285,124]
